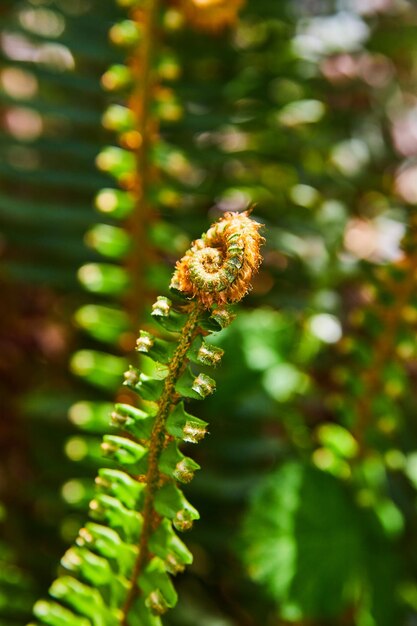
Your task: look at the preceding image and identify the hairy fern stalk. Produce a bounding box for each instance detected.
[31,212,263,626]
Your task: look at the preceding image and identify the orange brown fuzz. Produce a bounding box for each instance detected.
[171,211,264,308]
[179,0,245,32]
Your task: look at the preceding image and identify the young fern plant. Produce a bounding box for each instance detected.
[31,211,263,626]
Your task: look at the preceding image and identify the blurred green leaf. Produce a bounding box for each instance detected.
[240,462,364,620]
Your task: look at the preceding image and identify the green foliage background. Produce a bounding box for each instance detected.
[1,0,417,624]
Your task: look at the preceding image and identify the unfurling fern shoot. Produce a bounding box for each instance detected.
[171,211,264,307]
[32,211,263,626]
[179,0,245,32]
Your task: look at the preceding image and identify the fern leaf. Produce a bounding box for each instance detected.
[31,210,263,625]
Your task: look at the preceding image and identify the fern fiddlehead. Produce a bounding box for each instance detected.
[31,211,263,626]
[171,211,263,307]
[179,0,245,32]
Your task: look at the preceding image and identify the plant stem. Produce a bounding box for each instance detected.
[125,0,159,328]
[121,302,201,624]
[354,250,417,451]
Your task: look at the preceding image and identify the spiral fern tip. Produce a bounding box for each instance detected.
[170,211,264,308]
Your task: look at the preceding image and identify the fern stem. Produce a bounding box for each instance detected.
[125,0,159,326]
[354,247,417,451]
[121,302,202,624]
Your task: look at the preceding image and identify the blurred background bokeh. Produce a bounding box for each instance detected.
[2,0,417,624]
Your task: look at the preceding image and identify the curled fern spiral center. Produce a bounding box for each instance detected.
[188,237,244,293]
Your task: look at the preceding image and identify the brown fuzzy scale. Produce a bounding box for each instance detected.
[171,211,264,308]
[179,0,245,33]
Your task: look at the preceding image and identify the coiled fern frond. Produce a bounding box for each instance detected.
[30,211,263,626]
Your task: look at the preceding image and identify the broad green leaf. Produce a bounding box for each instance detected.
[240,462,364,620]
